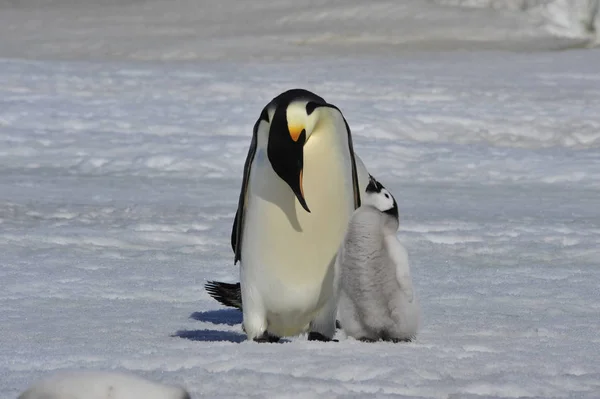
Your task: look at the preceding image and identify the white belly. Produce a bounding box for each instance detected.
[241,132,355,336]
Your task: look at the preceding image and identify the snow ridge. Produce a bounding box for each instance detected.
[436,0,600,46]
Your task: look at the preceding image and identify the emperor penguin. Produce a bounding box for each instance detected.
[337,176,420,342]
[221,88,370,342]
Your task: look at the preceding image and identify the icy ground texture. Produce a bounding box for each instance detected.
[435,0,600,44]
[0,0,598,62]
[18,370,189,399]
[2,50,600,398]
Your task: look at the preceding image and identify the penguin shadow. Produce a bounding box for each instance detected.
[173,309,246,343]
[174,309,291,343]
[173,329,247,343]
[190,309,243,326]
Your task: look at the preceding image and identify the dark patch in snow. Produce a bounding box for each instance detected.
[190,309,243,326]
[173,329,246,343]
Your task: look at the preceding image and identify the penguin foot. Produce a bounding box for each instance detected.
[253,332,281,343]
[358,337,377,343]
[308,332,337,342]
[390,337,413,343]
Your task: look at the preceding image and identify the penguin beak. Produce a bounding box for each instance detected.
[292,168,310,213]
[294,170,310,213]
[267,122,311,213]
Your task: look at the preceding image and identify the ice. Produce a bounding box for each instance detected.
[2,1,600,398]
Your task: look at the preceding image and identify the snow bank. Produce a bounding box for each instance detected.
[436,0,600,46]
[0,0,597,62]
[18,371,190,399]
[538,0,600,45]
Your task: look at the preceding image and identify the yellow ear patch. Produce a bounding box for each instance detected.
[288,124,304,142]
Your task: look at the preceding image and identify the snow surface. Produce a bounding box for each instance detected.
[18,371,189,399]
[0,0,599,62]
[2,1,600,398]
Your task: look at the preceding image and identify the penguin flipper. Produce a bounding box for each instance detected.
[232,108,269,264]
[343,117,362,210]
[205,281,243,310]
[327,105,363,210]
[354,154,371,195]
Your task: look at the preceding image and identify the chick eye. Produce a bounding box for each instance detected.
[384,194,390,199]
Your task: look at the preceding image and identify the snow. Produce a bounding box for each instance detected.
[0,0,598,62]
[435,0,600,46]
[1,1,600,398]
[18,371,189,399]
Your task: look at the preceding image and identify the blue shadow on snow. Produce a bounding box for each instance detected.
[173,329,246,343]
[190,309,242,326]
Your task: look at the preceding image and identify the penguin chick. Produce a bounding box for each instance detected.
[337,176,419,342]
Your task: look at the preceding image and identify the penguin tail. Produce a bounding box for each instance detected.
[205,281,243,310]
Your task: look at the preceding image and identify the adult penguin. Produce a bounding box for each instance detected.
[210,89,369,342]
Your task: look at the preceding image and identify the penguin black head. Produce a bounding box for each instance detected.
[263,89,335,213]
[364,175,398,220]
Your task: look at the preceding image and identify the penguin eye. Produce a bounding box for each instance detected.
[384,194,390,199]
